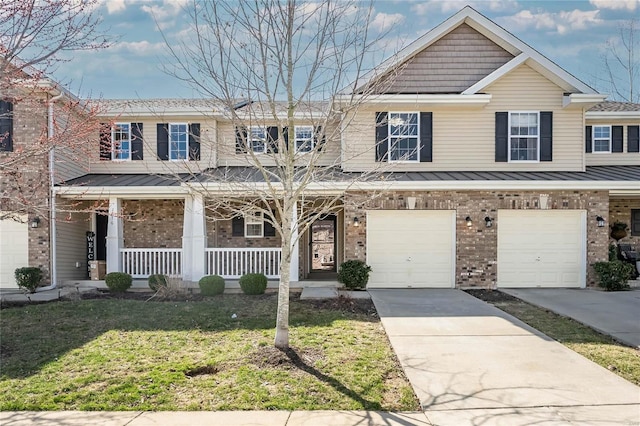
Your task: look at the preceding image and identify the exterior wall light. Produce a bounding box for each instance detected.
[596,216,605,228]
[353,217,360,227]
[30,217,40,228]
[465,216,473,228]
[484,216,493,228]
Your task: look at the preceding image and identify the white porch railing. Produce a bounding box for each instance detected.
[206,248,282,279]
[121,248,182,278]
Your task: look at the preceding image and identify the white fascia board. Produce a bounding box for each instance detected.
[462,54,528,95]
[55,185,188,199]
[336,94,491,106]
[586,111,640,120]
[563,93,608,108]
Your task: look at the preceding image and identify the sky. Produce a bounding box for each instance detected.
[52,0,639,100]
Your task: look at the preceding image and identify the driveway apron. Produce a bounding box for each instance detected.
[370,289,640,425]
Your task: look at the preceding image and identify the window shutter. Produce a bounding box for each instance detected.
[612,126,623,153]
[585,126,592,153]
[495,112,508,162]
[628,126,639,153]
[419,112,432,162]
[540,111,553,162]
[632,210,640,236]
[0,100,13,152]
[315,126,326,151]
[267,126,279,153]
[131,123,144,160]
[189,123,200,160]
[235,126,247,153]
[264,220,276,237]
[232,216,244,236]
[283,127,289,150]
[99,122,111,160]
[375,112,388,162]
[157,123,169,160]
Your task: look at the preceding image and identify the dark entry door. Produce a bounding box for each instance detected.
[310,215,336,272]
[96,213,108,261]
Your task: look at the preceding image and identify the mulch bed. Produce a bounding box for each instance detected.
[464,289,523,303]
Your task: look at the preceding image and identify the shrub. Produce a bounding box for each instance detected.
[105,272,132,293]
[337,260,372,290]
[608,244,618,261]
[239,273,267,295]
[199,275,225,296]
[14,267,43,293]
[593,261,633,291]
[148,274,168,291]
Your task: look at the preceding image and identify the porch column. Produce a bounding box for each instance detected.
[182,196,193,281]
[182,194,206,282]
[289,200,299,282]
[106,197,123,274]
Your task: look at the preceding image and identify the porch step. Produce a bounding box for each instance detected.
[628,279,640,288]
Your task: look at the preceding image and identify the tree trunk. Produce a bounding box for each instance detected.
[274,201,293,350]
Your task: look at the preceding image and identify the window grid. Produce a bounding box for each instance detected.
[249,126,266,154]
[112,123,131,160]
[509,112,539,162]
[388,112,419,162]
[295,126,314,152]
[593,125,611,153]
[169,123,188,160]
[245,210,264,238]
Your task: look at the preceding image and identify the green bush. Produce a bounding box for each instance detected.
[14,267,43,293]
[199,275,225,296]
[239,273,267,295]
[148,274,168,291]
[337,260,372,290]
[608,244,618,261]
[105,272,132,293]
[593,261,633,291]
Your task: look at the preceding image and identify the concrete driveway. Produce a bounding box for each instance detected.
[370,289,640,425]
[502,288,640,349]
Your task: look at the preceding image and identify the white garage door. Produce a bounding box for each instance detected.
[0,214,29,289]
[367,210,455,288]
[497,210,585,288]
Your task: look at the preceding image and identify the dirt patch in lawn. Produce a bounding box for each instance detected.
[249,346,325,370]
[301,295,377,317]
[465,289,523,304]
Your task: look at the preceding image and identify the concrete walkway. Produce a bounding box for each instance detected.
[502,288,640,348]
[370,289,640,425]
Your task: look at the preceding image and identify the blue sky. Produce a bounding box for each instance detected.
[54,0,639,100]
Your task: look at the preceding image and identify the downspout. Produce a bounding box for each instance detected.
[38,90,64,292]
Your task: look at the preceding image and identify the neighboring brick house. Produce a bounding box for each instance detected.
[6,6,639,290]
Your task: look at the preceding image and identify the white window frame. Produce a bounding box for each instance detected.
[294,125,314,153]
[249,126,267,154]
[592,125,612,153]
[111,123,131,161]
[244,210,264,238]
[388,112,419,163]
[508,111,540,163]
[169,123,188,161]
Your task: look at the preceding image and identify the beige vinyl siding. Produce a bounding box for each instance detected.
[55,208,91,282]
[89,116,218,174]
[376,24,513,94]
[216,121,341,168]
[585,119,640,166]
[342,64,584,172]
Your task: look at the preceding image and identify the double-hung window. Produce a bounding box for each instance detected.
[169,123,188,160]
[295,126,314,152]
[112,123,131,160]
[592,125,611,153]
[388,112,419,162]
[249,126,267,154]
[509,112,539,161]
[245,210,264,237]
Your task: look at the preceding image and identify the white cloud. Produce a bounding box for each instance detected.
[371,12,405,32]
[141,0,189,22]
[110,40,166,55]
[411,0,518,16]
[105,0,126,14]
[589,0,639,11]
[499,9,603,35]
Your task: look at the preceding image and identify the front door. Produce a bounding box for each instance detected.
[310,215,336,272]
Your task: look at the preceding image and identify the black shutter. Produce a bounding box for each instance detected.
[267,126,279,153]
[632,210,640,236]
[540,111,553,162]
[628,126,639,153]
[585,126,592,153]
[189,123,200,160]
[0,100,13,152]
[157,123,169,160]
[99,122,111,160]
[375,112,388,162]
[283,127,289,150]
[264,220,276,237]
[131,123,143,160]
[232,216,244,236]
[315,126,326,151]
[235,126,247,153]
[612,126,623,153]
[495,112,508,162]
[419,112,432,162]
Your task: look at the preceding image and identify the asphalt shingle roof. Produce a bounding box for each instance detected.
[588,101,640,112]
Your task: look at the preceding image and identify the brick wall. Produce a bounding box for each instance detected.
[344,190,609,288]
[123,200,184,248]
[609,198,640,248]
[207,218,281,248]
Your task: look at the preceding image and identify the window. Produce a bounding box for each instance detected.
[295,126,314,152]
[169,123,188,160]
[592,125,611,153]
[0,100,12,152]
[112,123,131,160]
[388,112,418,162]
[245,210,264,238]
[249,126,267,154]
[509,112,539,161]
[632,210,640,237]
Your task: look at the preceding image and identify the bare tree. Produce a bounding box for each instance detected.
[601,18,639,103]
[162,0,398,349]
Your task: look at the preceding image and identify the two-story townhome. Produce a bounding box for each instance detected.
[8,6,638,291]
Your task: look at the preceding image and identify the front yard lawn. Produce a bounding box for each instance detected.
[0,293,418,411]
